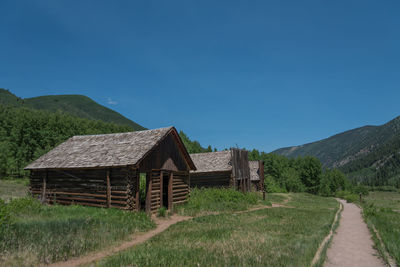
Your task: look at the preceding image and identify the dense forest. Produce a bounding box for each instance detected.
[248,149,350,196]
[0,104,213,178]
[340,134,400,188]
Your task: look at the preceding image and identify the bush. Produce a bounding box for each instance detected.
[264,176,287,193]
[335,190,359,203]
[157,207,167,217]
[344,194,359,203]
[353,185,369,196]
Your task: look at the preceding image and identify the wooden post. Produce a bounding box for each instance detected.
[168,172,173,210]
[135,170,140,211]
[41,170,48,203]
[159,171,164,208]
[145,172,152,213]
[359,193,362,203]
[259,160,265,191]
[106,169,111,208]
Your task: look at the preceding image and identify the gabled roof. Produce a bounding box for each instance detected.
[25,127,196,170]
[189,151,232,173]
[249,161,260,181]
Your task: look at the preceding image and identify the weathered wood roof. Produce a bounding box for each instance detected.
[189,151,232,173]
[25,127,196,170]
[249,161,260,181]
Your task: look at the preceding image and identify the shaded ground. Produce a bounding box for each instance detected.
[324,199,384,267]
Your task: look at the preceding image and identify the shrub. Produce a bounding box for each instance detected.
[335,190,359,203]
[158,207,167,217]
[264,176,287,193]
[344,194,359,203]
[353,185,369,196]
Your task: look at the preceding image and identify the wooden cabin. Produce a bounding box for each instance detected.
[24,127,196,213]
[190,149,252,192]
[249,160,265,191]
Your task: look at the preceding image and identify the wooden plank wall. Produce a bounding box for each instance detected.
[30,167,139,210]
[190,171,232,188]
[231,148,251,192]
[172,171,189,205]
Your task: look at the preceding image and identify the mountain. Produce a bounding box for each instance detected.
[0,89,214,178]
[0,89,145,131]
[273,116,400,187]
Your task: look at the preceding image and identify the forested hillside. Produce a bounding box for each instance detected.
[273,116,400,188]
[0,89,145,130]
[0,89,213,178]
[0,105,132,177]
[340,134,400,188]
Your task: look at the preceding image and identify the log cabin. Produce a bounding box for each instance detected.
[189,149,253,192]
[24,126,196,213]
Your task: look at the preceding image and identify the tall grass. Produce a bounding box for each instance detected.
[0,179,28,201]
[362,192,400,264]
[0,197,155,266]
[176,188,262,216]
[97,194,338,267]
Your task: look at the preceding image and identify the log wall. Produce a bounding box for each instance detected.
[190,171,232,188]
[29,167,139,210]
[145,170,190,213]
[172,171,190,206]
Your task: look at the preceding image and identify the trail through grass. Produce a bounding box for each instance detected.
[175,188,270,216]
[96,194,338,267]
[0,197,155,266]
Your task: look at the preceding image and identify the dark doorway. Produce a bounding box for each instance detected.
[139,173,146,210]
[162,172,169,209]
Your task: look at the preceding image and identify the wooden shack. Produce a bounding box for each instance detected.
[190,149,252,192]
[249,160,265,191]
[24,127,196,213]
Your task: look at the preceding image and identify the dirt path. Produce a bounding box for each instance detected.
[48,214,192,267]
[235,194,292,214]
[48,195,291,267]
[324,199,385,267]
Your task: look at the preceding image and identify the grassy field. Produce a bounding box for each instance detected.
[96,194,338,267]
[0,179,28,201]
[0,197,155,266]
[175,188,272,216]
[363,191,400,265]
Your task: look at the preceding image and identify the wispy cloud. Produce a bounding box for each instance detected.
[107,97,118,105]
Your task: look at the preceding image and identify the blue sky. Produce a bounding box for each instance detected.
[1,1,400,152]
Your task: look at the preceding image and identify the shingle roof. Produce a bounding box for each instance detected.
[189,151,232,173]
[249,161,260,181]
[25,127,192,170]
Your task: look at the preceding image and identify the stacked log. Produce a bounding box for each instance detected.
[172,171,189,205]
[29,168,132,210]
[190,171,231,188]
[150,170,162,212]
